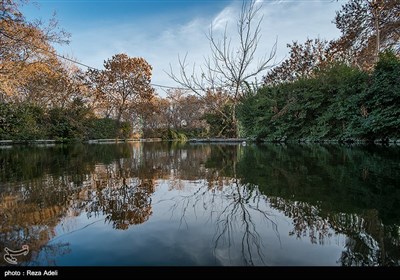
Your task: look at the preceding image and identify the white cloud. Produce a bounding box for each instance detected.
[212,6,235,31]
[57,0,342,96]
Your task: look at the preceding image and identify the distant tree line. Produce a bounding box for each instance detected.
[1,0,399,141]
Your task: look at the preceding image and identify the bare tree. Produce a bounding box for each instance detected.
[168,0,277,137]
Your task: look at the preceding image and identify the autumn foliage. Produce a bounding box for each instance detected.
[0,1,156,140]
[87,54,154,123]
[1,0,399,141]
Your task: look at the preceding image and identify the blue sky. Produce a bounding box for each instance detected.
[22,0,344,93]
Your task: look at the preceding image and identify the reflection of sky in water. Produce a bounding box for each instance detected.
[2,143,399,266]
[35,180,346,266]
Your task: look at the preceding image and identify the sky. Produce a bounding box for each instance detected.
[22,0,345,94]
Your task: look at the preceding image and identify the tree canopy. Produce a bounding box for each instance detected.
[87,54,154,123]
[1,0,399,141]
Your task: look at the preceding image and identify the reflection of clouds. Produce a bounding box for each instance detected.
[213,247,237,265]
[161,176,400,266]
[1,143,400,265]
[0,143,209,264]
[160,178,280,265]
[266,195,400,266]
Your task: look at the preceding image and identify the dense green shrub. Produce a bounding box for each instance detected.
[46,99,92,140]
[360,51,400,139]
[117,121,133,139]
[237,52,399,141]
[202,104,236,138]
[47,108,81,140]
[0,100,133,141]
[0,103,47,140]
[86,118,133,139]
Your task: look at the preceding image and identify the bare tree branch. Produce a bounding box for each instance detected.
[167,0,277,137]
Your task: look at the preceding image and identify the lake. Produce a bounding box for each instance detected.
[0,142,399,266]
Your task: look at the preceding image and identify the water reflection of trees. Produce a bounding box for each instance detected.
[164,180,279,265]
[0,184,72,265]
[0,142,215,264]
[0,143,155,264]
[238,144,400,266]
[1,142,399,266]
[84,170,154,230]
[212,181,280,265]
[163,145,280,265]
[161,143,400,265]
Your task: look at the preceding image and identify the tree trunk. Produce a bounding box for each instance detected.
[232,102,239,138]
[371,0,381,63]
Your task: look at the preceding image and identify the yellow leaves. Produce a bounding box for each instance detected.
[87,53,155,122]
[1,1,71,103]
[0,19,63,102]
[104,54,153,79]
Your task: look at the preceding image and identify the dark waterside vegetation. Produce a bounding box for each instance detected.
[238,52,400,143]
[0,101,133,141]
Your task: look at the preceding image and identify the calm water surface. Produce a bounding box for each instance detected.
[0,142,399,266]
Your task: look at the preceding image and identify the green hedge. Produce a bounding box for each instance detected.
[237,51,400,141]
[0,103,47,140]
[0,102,132,141]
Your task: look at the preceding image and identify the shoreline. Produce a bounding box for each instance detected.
[1,137,399,146]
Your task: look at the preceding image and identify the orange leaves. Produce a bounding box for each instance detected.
[1,1,71,103]
[86,53,155,122]
[105,54,153,78]
[264,38,332,85]
[333,0,399,69]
